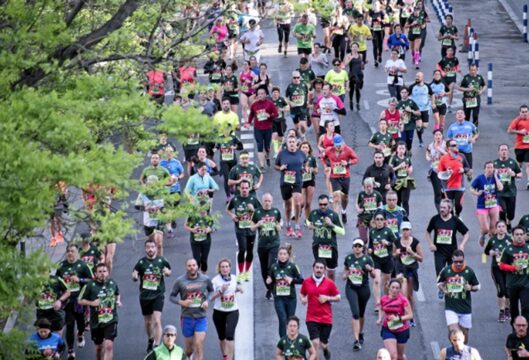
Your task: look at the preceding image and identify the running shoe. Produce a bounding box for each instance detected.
[323,347,331,360]
[353,340,361,351]
[294,227,302,239]
[341,212,347,224]
[67,351,76,360]
[359,332,364,345]
[526,181,529,190]
[77,334,85,348]
[146,338,154,353]
[505,308,511,320]
[409,319,416,327]
[266,155,271,167]
[265,290,272,300]
[278,44,282,53]
[356,103,360,111]
[237,273,244,284]
[286,226,294,237]
[498,310,506,323]
[479,235,486,247]
[438,289,444,300]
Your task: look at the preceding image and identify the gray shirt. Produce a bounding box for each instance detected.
[170,273,213,318]
[309,53,329,77]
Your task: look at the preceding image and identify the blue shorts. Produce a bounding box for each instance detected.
[381,326,410,344]
[181,316,208,337]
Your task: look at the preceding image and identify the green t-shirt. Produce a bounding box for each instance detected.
[293,23,316,49]
[368,227,396,261]
[37,276,67,311]
[298,68,316,87]
[369,132,393,157]
[273,97,288,122]
[397,99,419,131]
[437,266,479,314]
[252,207,282,249]
[356,190,384,223]
[439,25,458,47]
[493,158,521,197]
[141,166,170,182]
[390,155,412,179]
[484,235,511,268]
[285,83,308,112]
[133,256,171,300]
[79,244,102,271]
[343,254,374,287]
[228,164,262,194]
[269,261,301,298]
[79,279,120,328]
[307,209,342,247]
[277,334,313,359]
[438,57,459,79]
[56,259,93,295]
[186,216,214,244]
[227,194,261,234]
[459,74,485,98]
[500,244,529,289]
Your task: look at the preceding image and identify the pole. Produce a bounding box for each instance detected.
[474,41,480,68]
[487,63,493,105]
[524,4,528,43]
[468,28,475,66]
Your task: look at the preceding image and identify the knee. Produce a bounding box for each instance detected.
[104,340,113,353]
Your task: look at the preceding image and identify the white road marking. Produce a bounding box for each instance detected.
[241,133,254,140]
[363,99,370,110]
[416,287,426,302]
[430,341,441,359]
[243,142,255,149]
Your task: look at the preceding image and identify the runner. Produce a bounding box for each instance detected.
[507,104,529,189]
[210,259,243,360]
[227,150,263,195]
[140,153,171,186]
[436,47,461,112]
[374,191,408,238]
[78,263,121,360]
[275,316,316,360]
[308,79,324,139]
[376,279,413,360]
[246,87,278,170]
[216,131,243,202]
[226,180,262,282]
[389,141,414,215]
[189,146,218,176]
[363,151,395,200]
[285,71,309,138]
[275,136,307,239]
[430,70,450,131]
[437,14,458,57]
[160,148,185,234]
[27,318,66,360]
[315,83,346,136]
[499,226,529,327]
[324,59,349,102]
[484,220,512,323]
[185,207,215,274]
[309,43,329,80]
[369,212,397,312]
[306,194,345,281]
[36,274,70,335]
[183,161,219,209]
[439,329,482,360]
[447,109,479,168]
[239,61,256,123]
[300,260,341,360]
[132,238,172,352]
[240,19,264,62]
[369,119,395,163]
[426,199,470,297]
[274,0,294,57]
[437,249,480,344]
[426,129,448,211]
[56,244,93,360]
[267,245,304,337]
[213,98,240,137]
[356,178,384,243]
[293,14,316,58]
[321,134,359,224]
[252,63,272,101]
[505,316,529,359]
[271,87,290,159]
[347,14,372,63]
[380,98,403,143]
[407,6,427,68]
[329,7,348,61]
[494,144,523,230]
[393,221,423,327]
[343,238,375,351]
[169,258,214,360]
[409,71,433,147]
[397,87,421,152]
[144,325,185,360]
[342,42,364,111]
[252,193,282,299]
[387,25,409,61]
[79,233,104,272]
[470,161,504,246]
[370,1,385,67]
[299,141,318,221]
[297,57,316,88]
[457,63,487,127]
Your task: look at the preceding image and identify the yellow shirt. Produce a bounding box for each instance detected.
[324,70,349,96]
[348,24,372,52]
[213,111,239,133]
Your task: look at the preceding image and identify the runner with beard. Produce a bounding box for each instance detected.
[494,144,523,231]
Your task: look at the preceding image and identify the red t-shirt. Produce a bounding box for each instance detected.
[300,276,340,324]
[380,293,410,332]
[322,145,359,178]
[508,115,529,150]
[438,153,466,189]
[248,99,278,130]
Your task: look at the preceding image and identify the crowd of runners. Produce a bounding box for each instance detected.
[26,0,529,360]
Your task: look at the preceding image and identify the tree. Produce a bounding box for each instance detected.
[0,0,226,356]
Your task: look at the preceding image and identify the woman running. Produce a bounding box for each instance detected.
[393,221,423,327]
[300,141,318,221]
[330,7,349,61]
[343,42,364,111]
[426,129,447,211]
[370,1,385,66]
[356,178,384,243]
[317,121,337,198]
[266,245,303,338]
[430,70,450,131]
[211,259,243,360]
[184,208,215,273]
[484,220,512,323]
[343,238,375,351]
[307,78,324,139]
[390,141,414,215]
[239,61,256,122]
[369,119,394,163]
[471,161,504,247]
[250,63,272,104]
[377,279,413,360]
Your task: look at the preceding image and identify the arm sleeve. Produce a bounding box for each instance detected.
[499,262,517,272]
[169,281,181,304]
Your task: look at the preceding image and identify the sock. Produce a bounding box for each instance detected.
[238,262,244,273]
[245,261,252,272]
[272,140,279,155]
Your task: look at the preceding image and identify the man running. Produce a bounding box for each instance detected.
[321,134,359,224]
[275,136,307,238]
[363,151,395,200]
[457,63,486,127]
[240,19,264,62]
[140,153,171,186]
[132,238,172,352]
[227,150,263,195]
[494,144,522,231]
[170,258,214,360]
[293,14,316,58]
[507,104,529,189]
[78,263,121,360]
[36,274,70,335]
[315,83,346,135]
[447,109,479,169]
[285,71,309,138]
[300,260,341,360]
[409,71,432,147]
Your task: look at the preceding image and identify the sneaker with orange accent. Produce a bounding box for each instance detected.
[50,236,57,247]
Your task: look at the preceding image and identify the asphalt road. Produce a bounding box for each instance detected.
[67,1,529,359]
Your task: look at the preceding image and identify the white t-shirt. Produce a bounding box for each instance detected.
[212,274,239,312]
[384,59,406,86]
[240,29,264,52]
[316,95,344,127]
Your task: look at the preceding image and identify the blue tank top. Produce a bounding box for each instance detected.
[446,345,472,360]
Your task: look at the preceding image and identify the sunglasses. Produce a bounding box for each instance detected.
[164,333,176,337]
[375,218,384,221]
[293,76,300,79]
[319,203,329,206]
[453,260,464,264]
[449,144,458,147]
[353,244,363,248]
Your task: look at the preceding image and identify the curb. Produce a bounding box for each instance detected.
[497,0,524,33]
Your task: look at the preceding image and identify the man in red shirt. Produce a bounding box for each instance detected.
[300,260,340,360]
[245,88,278,170]
[507,104,529,189]
[321,134,359,224]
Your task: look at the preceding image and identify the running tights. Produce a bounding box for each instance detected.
[213,309,239,341]
[236,233,256,271]
[65,301,85,350]
[258,246,278,290]
[191,241,211,272]
[346,285,371,319]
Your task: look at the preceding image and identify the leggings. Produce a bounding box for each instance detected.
[445,191,464,216]
[401,129,414,151]
[254,128,272,153]
[191,241,211,272]
[349,77,363,106]
[65,300,86,350]
[332,34,347,61]
[372,31,384,61]
[463,101,481,127]
[509,286,529,327]
[236,233,256,266]
[274,296,297,338]
[434,252,452,276]
[388,84,403,101]
[345,285,371,319]
[491,266,508,298]
[220,161,236,197]
[277,23,291,43]
[430,171,443,212]
[396,186,411,215]
[258,246,278,290]
[499,196,516,222]
[213,309,239,341]
[462,152,473,169]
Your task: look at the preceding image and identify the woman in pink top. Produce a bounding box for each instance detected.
[210,18,228,45]
[239,61,256,122]
[377,279,413,360]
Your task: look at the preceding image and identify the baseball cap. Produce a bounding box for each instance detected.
[163,325,177,335]
[400,221,412,230]
[352,238,364,246]
[292,70,301,77]
[333,134,344,146]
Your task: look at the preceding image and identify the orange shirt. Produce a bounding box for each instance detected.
[438,153,466,190]
[508,115,529,149]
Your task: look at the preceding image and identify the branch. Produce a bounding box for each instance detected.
[65,0,86,27]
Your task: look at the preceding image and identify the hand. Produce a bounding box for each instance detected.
[180,299,193,308]
[385,184,391,190]
[324,217,333,226]
[201,300,209,310]
[463,283,472,292]
[381,240,389,247]
[70,275,80,283]
[365,264,373,272]
[374,181,381,188]
[163,267,171,276]
[132,270,139,281]
[429,244,437,252]
[284,276,293,285]
[395,248,401,255]
[254,183,261,190]
[117,300,123,307]
[266,276,272,285]
[301,296,307,305]
[318,295,328,303]
[221,284,229,292]
[231,215,238,222]
[341,160,348,166]
[53,300,62,311]
[247,204,254,212]
[376,318,382,326]
[280,164,288,171]
[42,348,54,357]
[92,298,101,307]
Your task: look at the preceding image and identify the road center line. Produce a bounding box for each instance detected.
[431,341,441,360]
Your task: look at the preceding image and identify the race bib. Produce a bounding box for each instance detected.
[291,95,304,107]
[363,197,377,211]
[63,275,80,293]
[399,110,410,124]
[446,70,456,78]
[240,83,249,93]
[98,307,113,324]
[302,171,312,182]
[401,252,415,266]
[318,244,333,259]
[447,278,464,293]
[238,214,252,229]
[523,135,529,144]
[498,171,511,183]
[442,39,452,46]
[412,26,421,35]
[256,110,269,121]
[348,269,363,285]
[221,295,235,309]
[284,170,296,184]
[194,228,208,242]
[373,243,389,258]
[436,229,453,245]
[211,73,222,81]
[276,279,291,296]
[484,194,497,208]
[332,164,346,175]
[388,318,403,330]
[188,293,203,308]
[465,97,477,108]
[142,273,160,291]
[38,293,55,310]
[221,148,235,161]
[397,168,408,178]
[386,219,398,235]
[388,125,399,135]
[383,147,392,157]
[373,23,382,31]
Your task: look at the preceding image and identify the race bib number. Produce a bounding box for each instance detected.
[383,147,392,157]
[388,318,403,330]
[211,73,222,81]
[485,194,497,208]
[188,292,203,308]
[373,243,389,258]
[240,83,249,93]
[221,295,235,309]
[194,228,208,242]
[318,245,333,259]
[98,307,113,324]
[221,148,234,161]
[386,219,398,235]
[465,97,477,108]
[373,23,382,31]
[291,94,304,107]
[284,170,296,184]
[363,197,377,211]
[455,134,469,146]
[436,229,453,245]
[446,70,456,78]
[498,170,511,183]
[397,168,408,178]
[332,164,346,175]
[142,273,161,291]
[523,135,529,144]
[401,252,415,266]
[256,110,269,121]
[388,124,399,135]
[348,268,363,285]
[276,279,291,296]
[38,293,55,310]
[412,26,421,35]
[238,214,252,229]
[63,275,80,293]
[442,39,452,46]
[447,277,464,293]
[302,171,312,182]
[399,110,410,124]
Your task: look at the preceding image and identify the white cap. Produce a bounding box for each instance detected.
[400,221,412,230]
[352,238,364,246]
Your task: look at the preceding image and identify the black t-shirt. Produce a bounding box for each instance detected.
[506,333,529,360]
[427,214,468,257]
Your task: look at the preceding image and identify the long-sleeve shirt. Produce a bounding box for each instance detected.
[170,273,213,318]
[248,99,278,130]
[184,173,219,196]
